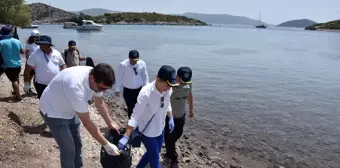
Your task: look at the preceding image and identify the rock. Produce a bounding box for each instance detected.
[182,157,191,163]
[183,135,189,139]
[230,164,243,168]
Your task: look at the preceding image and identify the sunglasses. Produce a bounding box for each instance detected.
[160,96,164,108]
[133,67,137,75]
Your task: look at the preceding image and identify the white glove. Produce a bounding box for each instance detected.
[23,82,31,93]
[103,142,120,156]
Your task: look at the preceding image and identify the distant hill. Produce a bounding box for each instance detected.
[277,19,317,28]
[305,20,340,30]
[72,8,121,16]
[181,12,267,25]
[29,3,76,23]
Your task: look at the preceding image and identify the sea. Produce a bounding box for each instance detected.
[18,24,340,168]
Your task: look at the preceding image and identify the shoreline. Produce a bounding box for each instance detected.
[0,65,249,168]
[34,22,211,26]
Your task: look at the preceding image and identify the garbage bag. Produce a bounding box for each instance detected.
[100,129,132,168]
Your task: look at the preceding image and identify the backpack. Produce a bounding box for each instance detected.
[100,129,132,168]
[64,49,80,65]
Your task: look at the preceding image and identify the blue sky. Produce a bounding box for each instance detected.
[27,0,340,24]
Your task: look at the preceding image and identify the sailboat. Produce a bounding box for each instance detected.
[255,12,267,29]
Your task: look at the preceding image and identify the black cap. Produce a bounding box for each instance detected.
[177,66,192,84]
[0,26,11,36]
[68,40,76,47]
[129,50,139,61]
[35,35,54,46]
[157,65,178,87]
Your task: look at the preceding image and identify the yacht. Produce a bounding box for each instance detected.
[76,20,103,31]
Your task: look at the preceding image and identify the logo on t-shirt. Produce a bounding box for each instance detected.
[184,72,190,79]
[171,72,176,80]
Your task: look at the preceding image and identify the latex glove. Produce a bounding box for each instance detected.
[169,116,175,133]
[103,142,120,156]
[118,135,129,150]
[23,82,30,93]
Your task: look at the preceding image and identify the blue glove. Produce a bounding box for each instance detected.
[118,135,129,150]
[168,116,175,133]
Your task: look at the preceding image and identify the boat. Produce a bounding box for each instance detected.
[22,24,39,29]
[255,12,267,29]
[63,22,78,29]
[76,20,103,31]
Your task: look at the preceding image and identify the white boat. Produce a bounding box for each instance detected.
[76,20,103,31]
[63,22,77,29]
[22,24,39,29]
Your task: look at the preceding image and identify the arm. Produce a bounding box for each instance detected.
[58,54,67,70]
[187,91,194,112]
[79,57,87,61]
[115,64,123,92]
[141,62,149,86]
[167,100,173,117]
[65,86,109,146]
[77,112,109,146]
[93,95,118,127]
[25,49,30,58]
[19,43,24,55]
[124,92,148,137]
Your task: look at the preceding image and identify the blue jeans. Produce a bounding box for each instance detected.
[136,131,164,168]
[40,112,83,168]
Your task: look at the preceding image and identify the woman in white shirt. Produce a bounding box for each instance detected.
[25,30,40,59]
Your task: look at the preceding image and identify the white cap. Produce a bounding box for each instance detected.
[31,30,40,37]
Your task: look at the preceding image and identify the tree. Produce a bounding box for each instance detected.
[0,0,31,27]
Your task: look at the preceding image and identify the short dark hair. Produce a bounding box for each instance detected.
[90,63,115,87]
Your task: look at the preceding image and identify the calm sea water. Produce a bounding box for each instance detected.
[18,25,340,168]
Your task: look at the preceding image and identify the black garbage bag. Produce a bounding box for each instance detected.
[100,129,132,168]
[85,57,95,67]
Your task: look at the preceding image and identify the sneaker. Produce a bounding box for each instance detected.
[170,160,179,168]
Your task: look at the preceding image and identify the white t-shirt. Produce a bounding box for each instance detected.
[27,49,65,85]
[39,66,103,119]
[25,43,39,58]
[128,81,173,138]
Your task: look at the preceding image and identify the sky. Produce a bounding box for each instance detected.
[26,0,340,24]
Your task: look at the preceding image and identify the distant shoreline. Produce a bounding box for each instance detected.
[36,22,212,26]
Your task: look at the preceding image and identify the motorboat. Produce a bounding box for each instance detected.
[76,20,103,31]
[22,24,39,29]
[63,22,77,29]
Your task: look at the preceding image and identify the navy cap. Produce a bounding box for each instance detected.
[177,66,192,84]
[129,50,139,61]
[0,26,11,36]
[157,65,178,87]
[35,35,54,46]
[68,40,76,47]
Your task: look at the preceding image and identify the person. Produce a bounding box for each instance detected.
[24,35,66,99]
[39,64,121,168]
[164,66,194,168]
[12,27,19,40]
[24,29,40,94]
[118,65,178,168]
[0,26,24,101]
[115,50,149,119]
[62,40,87,67]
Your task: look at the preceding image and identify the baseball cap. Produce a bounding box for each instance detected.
[0,26,11,36]
[31,30,40,37]
[68,40,76,48]
[177,66,192,84]
[157,65,178,87]
[129,50,139,61]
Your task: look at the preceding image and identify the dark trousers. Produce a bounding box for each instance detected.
[123,87,142,119]
[34,82,47,99]
[164,114,186,161]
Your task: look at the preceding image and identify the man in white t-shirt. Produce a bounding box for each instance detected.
[24,35,66,98]
[39,63,120,168]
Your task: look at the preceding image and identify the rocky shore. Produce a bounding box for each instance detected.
[0,66,245,168]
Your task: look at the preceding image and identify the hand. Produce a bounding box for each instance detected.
[168,116,175,133]
[103,142,120,156]
[115,92,120,97]
[108,122,120,133]
[189,110,194,119]
[23,82,30,93]
[118,135,129,150]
